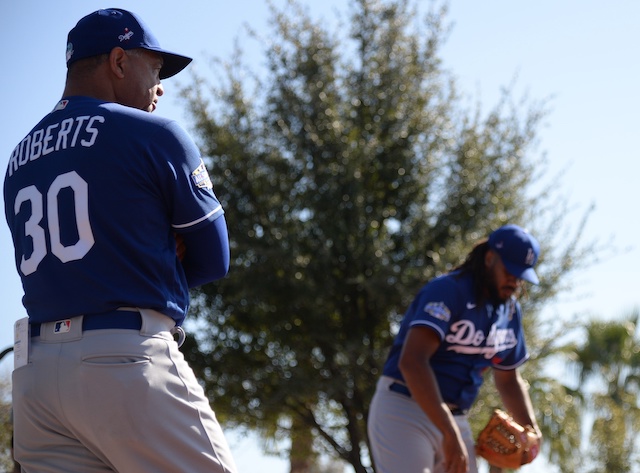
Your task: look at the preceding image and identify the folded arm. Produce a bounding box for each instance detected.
[176,215,230,288]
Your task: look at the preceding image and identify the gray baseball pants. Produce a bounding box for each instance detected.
[13,309,238,473]
[368,376,479,473]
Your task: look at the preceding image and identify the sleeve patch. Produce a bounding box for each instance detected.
[423,301,451,322]
[191,159,213,189]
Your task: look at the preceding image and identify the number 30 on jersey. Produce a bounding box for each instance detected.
[13,171,95,276]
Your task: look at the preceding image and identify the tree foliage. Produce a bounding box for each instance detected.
[0,361,16,473]
[179,0,589,471]
[566,311,640,473]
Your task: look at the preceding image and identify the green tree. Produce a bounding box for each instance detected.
[179,0,589,471]
[0,353,16,473]
[566,310,640,473]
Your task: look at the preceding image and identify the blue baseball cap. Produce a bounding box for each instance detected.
[66,8,192,79]
[488,224,540,284]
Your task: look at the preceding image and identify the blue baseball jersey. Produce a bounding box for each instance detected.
[383,271,528,410]
[4,96,224,325]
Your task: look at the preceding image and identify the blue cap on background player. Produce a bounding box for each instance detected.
[488,224,540,284]
[66,8,192,80]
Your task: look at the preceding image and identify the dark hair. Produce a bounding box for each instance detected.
[66,53,109,78]
[453,239,490,302]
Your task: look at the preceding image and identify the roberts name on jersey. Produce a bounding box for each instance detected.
[7,111,105,177]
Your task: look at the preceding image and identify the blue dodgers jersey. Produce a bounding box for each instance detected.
[4,97,224,325]
[383,271,529,410]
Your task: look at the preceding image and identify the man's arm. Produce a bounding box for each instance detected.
[493,368,542,438]
[399,326,469,473]
[178,215,230,288]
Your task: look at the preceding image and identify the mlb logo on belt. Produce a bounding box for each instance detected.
[54,320,72,334]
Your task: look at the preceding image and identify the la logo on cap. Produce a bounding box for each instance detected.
[525,248,536,265]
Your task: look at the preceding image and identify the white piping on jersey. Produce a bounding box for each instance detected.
[490,353,530,370]
[410,320,445,341]
[171,204,222,229]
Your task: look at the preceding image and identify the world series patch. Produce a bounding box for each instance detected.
[423,301,451,322]
[191,159,213,189]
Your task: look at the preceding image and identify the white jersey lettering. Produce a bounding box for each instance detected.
[445,320,517,359]
[6,115,105,177]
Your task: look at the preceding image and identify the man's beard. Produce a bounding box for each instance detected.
[486,271,509,305]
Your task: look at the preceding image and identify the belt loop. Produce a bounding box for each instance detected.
[171,326,186,348]
[138,308,176,336]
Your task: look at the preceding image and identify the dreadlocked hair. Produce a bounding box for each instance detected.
[453,239,490,302]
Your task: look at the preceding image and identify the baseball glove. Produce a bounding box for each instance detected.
[475,409,540,469]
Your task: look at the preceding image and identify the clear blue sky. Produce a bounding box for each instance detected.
[2,2,639,472]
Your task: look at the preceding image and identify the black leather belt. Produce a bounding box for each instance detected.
[389,382,468,416]
[30,310,142,338]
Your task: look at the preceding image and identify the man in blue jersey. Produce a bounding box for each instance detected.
[4,9,238,472]
[368,225,543,473]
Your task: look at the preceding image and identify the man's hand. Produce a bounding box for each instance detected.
[442,428,469,473]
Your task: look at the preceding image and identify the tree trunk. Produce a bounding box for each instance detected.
[289,421,316,473]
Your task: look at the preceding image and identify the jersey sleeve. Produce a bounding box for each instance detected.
[406,276,464,340]
[180,215,230,288]
[152,120,224,232]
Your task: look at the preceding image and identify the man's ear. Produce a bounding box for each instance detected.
[485,248,496,268]
[108,47,128,79]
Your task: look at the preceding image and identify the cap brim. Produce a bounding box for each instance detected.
[158,52,192,79]
[141,46,192,79]
[503,260,539,285]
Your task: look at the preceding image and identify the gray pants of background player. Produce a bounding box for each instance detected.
[13,309,238,473]
[368,376,479,473]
